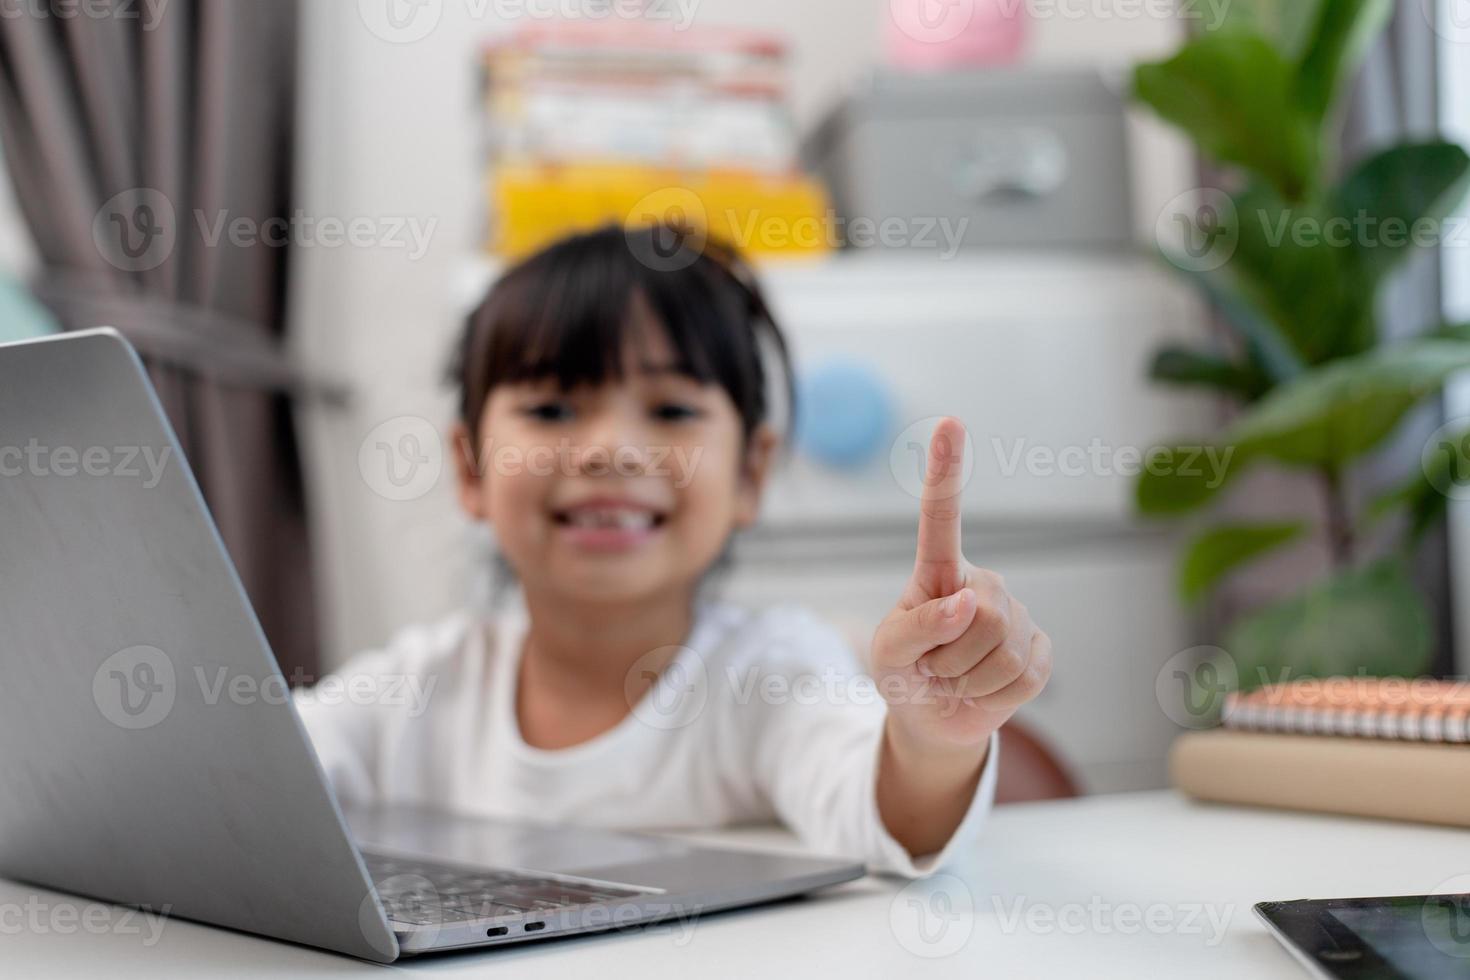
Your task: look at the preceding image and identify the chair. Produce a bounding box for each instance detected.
[996,719,1080,803]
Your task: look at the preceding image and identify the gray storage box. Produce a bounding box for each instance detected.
[806,68,1133,251]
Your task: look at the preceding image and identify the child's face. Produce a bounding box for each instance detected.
[453,323,777,605]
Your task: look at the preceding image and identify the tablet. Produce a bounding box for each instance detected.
[1255,895,1470,979]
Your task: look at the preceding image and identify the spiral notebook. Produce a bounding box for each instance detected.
[1224,678,1470,742]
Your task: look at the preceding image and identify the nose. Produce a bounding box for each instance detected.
[574,405,651,478]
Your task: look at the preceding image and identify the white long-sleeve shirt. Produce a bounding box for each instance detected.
[293,596,998,877]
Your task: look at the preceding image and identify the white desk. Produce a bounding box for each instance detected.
[6,791,1466,978]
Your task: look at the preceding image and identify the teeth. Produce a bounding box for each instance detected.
[565,508,655,530]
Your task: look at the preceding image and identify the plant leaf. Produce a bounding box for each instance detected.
[1331,141,1470,288]
[1133,33,1317,200]
[1135,443,1249,516]
[1223,558,1432,687]
[1225,181,1372,362]
[1161,257,1304,385]
[1224,339,1470,466]
[1294,0,1393,121]
[1178,522,1306,602]
[1149,345,1270,399]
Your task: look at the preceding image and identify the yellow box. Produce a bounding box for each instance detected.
[487,162,834,260]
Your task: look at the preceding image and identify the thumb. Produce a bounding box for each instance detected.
[873,588,976,668]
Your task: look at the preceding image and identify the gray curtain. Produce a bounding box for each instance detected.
[0,0,321,678]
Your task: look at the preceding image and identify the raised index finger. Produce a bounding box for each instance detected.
[914,417,967,596]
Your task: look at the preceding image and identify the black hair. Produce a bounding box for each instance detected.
[451,223,796,454]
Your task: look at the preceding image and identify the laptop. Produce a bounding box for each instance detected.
[0,328,864,961]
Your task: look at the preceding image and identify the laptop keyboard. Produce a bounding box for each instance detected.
[362,851,648,926]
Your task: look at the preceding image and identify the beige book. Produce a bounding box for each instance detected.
[1171,731,1470,828]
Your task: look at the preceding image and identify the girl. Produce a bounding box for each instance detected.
[296,224,1051,876]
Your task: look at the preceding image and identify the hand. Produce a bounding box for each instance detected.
[872,418,1053,750]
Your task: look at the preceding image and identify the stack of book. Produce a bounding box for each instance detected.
[1172,678,1470,827]
[479,21,831,259]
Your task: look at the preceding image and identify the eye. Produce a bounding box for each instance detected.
[521,401,573,422]
[651,402,703,422]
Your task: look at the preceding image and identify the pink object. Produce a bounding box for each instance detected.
[886,0,1029,70]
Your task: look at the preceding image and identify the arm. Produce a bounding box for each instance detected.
[877,716,989,859]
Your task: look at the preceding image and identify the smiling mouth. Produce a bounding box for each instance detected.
[550,506,668,532]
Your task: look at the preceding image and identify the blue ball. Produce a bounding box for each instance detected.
[794,359,894,469]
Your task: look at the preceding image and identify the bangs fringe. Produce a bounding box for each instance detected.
[454,224,793,446]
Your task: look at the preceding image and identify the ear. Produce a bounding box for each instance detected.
[450,421,491,523]
[733,424,780,528]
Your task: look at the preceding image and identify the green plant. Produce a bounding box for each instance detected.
[1131,0,1470,685]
